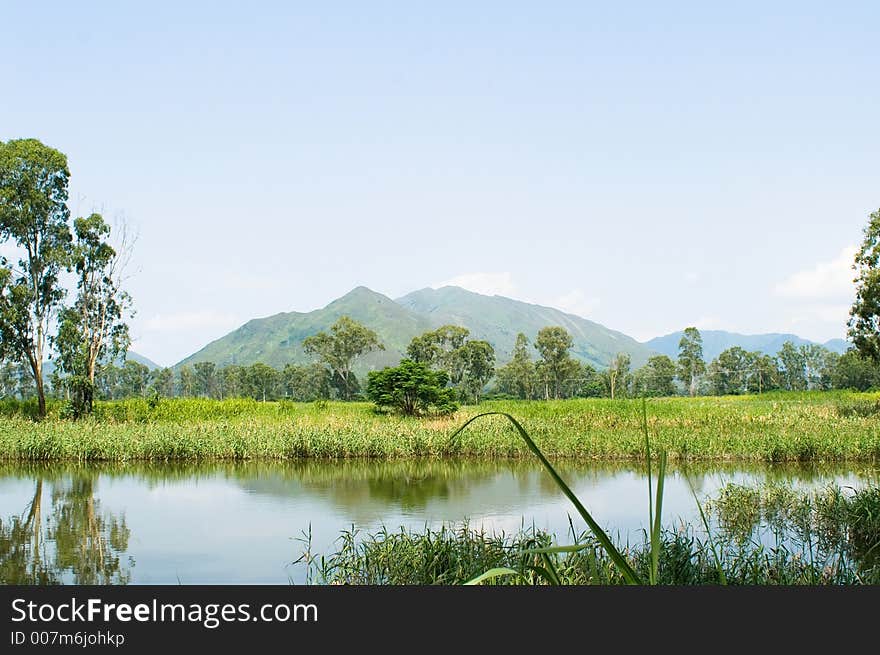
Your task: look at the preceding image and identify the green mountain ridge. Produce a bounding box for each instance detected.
[174,285,656,373]
[175,287,435,373]
[644,330,850,361]
[170,287,854,376]
[396,286,655,369]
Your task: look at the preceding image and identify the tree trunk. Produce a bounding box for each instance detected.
[35,374,46,418]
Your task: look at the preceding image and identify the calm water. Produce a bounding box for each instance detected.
[1,459,877,584]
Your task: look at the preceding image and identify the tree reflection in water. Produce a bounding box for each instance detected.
[0,475,132,584]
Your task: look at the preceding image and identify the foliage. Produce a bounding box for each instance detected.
[494,333,537,399]
[602,352,632,399]
[303,316,384,400]
[0,139,72,418]
[302,508,879,585]
[848,208,880,361]
[52,214,132,417]
[676,327,706,397]
[281,363,331,401]
[534,326,579,399]
[832,350,880,391]
[707,346,752,395]
[0,476,131,584]
[633,354,677,397]
[366,359,458,416]
[778,341,807,391]
[406,325,495,402]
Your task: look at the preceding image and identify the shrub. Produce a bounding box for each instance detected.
[366,360,458,416]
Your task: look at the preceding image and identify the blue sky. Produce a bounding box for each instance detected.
[2,1,878,366]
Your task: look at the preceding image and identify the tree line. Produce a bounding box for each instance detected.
[4,313,880,408]
[3,138,880,416]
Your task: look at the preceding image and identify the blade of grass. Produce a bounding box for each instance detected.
[651,451,667,585]
[464,567,522,585]
[450,411,643,585]
[641,397,666,585]
[525,562,561,586]
[514,543,594,555]
[685,474,727,585]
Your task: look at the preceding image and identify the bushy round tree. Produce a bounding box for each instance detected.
[366,359,458,416]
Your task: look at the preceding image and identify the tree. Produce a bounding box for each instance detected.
[576,363,606,398]
[303,316,384,400]
[633,354,677,397]
[406,333,441,365]
[52,214,133,416]
[676,327,705,397]
[495,333,537,399]
[0,139,72,418]
[281,363,331,401]
[708,347,750,395]
[406,325,494,402]
[193,361,217,398]
[177,365,196,398]
[777,341,806,391]
[247,362,278,401]
[366,359,457,416]
[848,208,880,361]
[745,353,781,394]
[219,364,247,399]
[406,325,470,380]
[119,360,151,398]
[457,340,495,403]
[534,326,576,399]
[150,367,174,397]
[604,352,632,399]
[95,363,121,399]
[0,362,18,398]
[832,349,880,390]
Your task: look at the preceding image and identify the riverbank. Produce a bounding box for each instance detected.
[1,391,878,462]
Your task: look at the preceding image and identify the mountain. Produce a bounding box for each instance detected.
[175,285,656,372]
[644,330,850,361]
[126,351,160,370]
[175,287,434,373]
[42,350,160,378]
[396,286,656,368]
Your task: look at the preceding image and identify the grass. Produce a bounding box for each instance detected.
[299,519,879,585]
[300,398,879,586]
[707,481,880,571]
[0,391,879,462]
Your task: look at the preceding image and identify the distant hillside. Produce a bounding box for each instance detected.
[175,285,657,372]
[175,287,434,374]
[644,330,850,361]
[396,286,655,369]
[42,350,159,378]
[126,351,160,370]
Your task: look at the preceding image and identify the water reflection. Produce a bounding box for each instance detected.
[0,475,132,584]
[0,460,876,584]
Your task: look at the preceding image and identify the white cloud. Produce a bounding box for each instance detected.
[435,271,518,297]
[144,311,241,333]
[786,303,851,328]
[775,246,857,300]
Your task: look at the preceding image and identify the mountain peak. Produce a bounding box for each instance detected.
[328,286,392,306]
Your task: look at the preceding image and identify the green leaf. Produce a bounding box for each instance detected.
[464,567,522,585]
[450,412,643,585]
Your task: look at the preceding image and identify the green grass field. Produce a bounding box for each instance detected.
[0,391,878,462]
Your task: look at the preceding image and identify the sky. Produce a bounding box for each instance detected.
[2,1,878,367]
